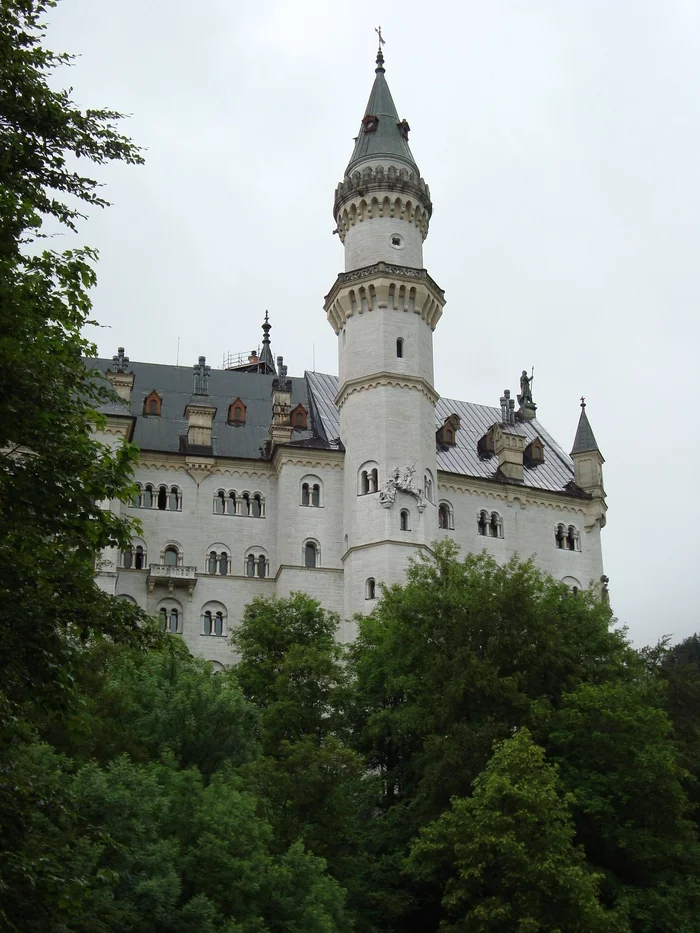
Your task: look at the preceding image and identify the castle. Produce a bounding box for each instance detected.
[94,47,607,668]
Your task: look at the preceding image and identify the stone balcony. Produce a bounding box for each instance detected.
[147,564,197,598]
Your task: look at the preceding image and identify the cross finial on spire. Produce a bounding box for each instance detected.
[375,25,385,73]
[580,396,586,409]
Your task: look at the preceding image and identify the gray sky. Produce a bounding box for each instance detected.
[47,0,698,647]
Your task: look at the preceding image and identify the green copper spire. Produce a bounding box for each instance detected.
[571,399,603,456]
[345,46,420,177]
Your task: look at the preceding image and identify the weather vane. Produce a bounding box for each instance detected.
[375,25,385,47]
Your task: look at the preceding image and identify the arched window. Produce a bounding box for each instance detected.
[295,410,304,426]
[301,482,310,506]
[134,545,145,570]
[208,551,217,574]
[424,471,434,503]
[131,485,141,508]
[157,485,167,510]
[214,490,225,514]
[227,491,236,515]
[148,399,158,414]
[489,512,503,539]
[122,547,133,569]
[371,468,378,491]
[400,509,410,531]
[252,493,262,518]
[144,390,162,417]
[202,603,227,637]
[305,542,318,568]
[214,612,224,636]
[168,486,179,511]
[164,546,178,567]
[438,504,449,529]
[311,484,320,507]
[477,510,489,536]
[143,485,153,509]
[242,492,251,516]
[168,609,178,633]
[445,428,453,444]
[567,526,580,551]
[301,476,322,507]
[555,524,566,549]
[360,471,369,495]
[160,608,168,631]
[257,555,266,578]
[246,553,255,577]
[366,577,376,600]
[396,337,404,358]
[219,552,228,575]
[203,610,213,635]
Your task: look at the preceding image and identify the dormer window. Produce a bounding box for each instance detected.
[477,427,495,458]
[437,414,460,447]
[228,398,246,425]
[143,390,162,417]
[524,437,545,466]
[362,114,379,134]
[291,403,308,429]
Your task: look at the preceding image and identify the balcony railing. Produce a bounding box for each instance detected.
[147,564,198,598]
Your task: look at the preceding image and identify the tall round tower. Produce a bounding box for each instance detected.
[324,45,446,620]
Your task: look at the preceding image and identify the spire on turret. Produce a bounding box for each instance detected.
[571,397,603,456]
[345,40,419,176]
[259,310,275,374]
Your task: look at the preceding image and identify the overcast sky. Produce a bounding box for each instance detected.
[47,0,698,647]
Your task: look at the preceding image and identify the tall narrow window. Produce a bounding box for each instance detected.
[203,610,213,635]
[366,577,376,600]
[360,471,369,495]
[438,504,449,529]
[478,511,488,536]
[160,608,168,631]
[157,485,167,510]
[208,551,217,574]
[371,468,378,491]
[301,482,309,506]
[134,545,145,570]
[252,494,262,518]
[489,513,502,538]
[305,542,317,568]
[567,526,579,551]
[214,612,224,636]
[164,546,178,567]
[169,609,178,633]
[219,552,228,575]
[242,493,251,516]
[311,484,320,507]
[555,524,566,549]
[396,338,404,358]
[400,510,410,531]
[247,554,255,577]
[226,491,236,515]
[143,485,153,509]
[131,487,141,508]
[214,490,225,514]
[123,547,133,569]
[258,555,266,578]
[168,487,179,510]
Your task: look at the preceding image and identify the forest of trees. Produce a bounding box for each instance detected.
[2,3,700,931]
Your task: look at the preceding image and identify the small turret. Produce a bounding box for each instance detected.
[571,398,605,498]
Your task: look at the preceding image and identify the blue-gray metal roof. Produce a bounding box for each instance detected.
[305,371,577,494]
[92,359,315,460]
[571,406,602,457]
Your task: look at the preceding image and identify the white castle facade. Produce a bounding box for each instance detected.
[94,50,607,668]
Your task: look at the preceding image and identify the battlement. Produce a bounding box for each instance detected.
[333,164,432,221]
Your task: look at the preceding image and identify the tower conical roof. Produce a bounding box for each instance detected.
[571,402,603,457]
[345,49,419,176]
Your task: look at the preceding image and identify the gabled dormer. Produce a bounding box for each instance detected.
[228,398,246,425]
[524,436,545,466]
[437,413,460,446]
[143,389,162,417]
[291,403,308,430]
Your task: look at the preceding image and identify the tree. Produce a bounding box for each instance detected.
[547,681,700,931]
[232,594,373,926]
[0,0,148,715]
[408,729,620,933]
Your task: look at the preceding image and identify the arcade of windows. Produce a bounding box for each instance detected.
[160,607,180,633]
[213,489,265,517]
[245,552,269,578]
[359,465,379,495]
[132,483,182,511]
[477,510,504,538]
[555,524,581,551]
[301,479,322,507]
[202,609,225,636]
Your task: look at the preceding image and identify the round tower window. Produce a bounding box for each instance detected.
[390,234,404,249]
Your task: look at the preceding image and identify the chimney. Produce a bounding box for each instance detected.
[269,355,294,451]
[493,389,525,482]
[183,356,216,452]
[105,347,134,403]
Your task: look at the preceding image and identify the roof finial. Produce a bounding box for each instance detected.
[375,25,385,73]
[580,396,586,409]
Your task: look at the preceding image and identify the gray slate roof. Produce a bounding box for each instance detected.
[93,358,579,495]
[93,359,314,460]
[305,371,578,495]
[345,54,419,177]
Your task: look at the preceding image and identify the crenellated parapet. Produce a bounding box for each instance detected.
[333,165,432,241]
[324,261,445,334]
